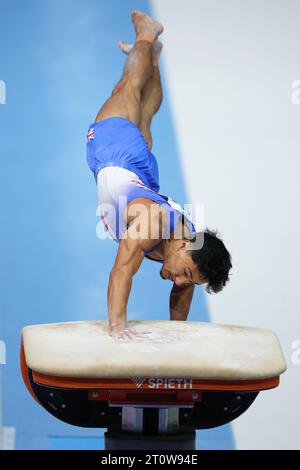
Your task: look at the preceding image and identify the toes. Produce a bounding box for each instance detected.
[131,10,139,20]
[131,10,145,22]
[118,40,133,54]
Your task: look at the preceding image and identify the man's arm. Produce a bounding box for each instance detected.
[169,283,195,321]
[108,233,144,335]
[108,207,163,336]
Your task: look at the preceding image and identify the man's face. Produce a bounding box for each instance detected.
[160,240,206,287]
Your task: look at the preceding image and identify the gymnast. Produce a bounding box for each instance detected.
[86,11,232,340]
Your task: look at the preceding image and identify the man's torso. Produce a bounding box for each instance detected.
[125,197,192,262]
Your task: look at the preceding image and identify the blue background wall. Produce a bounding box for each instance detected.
[0,0,233,449]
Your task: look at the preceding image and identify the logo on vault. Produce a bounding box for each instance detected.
[131,377,146,388]
[131,377,193,389]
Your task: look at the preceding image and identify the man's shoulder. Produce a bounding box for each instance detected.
[125,197,168,227]
[122,197,167,252]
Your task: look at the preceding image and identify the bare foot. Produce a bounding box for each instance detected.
[117,40,133,55]
[118,39,163,65]
[131,10,164,42]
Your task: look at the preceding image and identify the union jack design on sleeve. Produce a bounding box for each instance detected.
[87,128,95,142]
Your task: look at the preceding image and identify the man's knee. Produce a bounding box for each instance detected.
[111,80,122,96]
[123,79,143,102]
[112,79,141,106]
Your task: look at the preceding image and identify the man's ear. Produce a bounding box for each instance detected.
[181,239,192,250]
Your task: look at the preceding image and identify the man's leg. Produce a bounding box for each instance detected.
[95,11,163,127]
[117,40,163,150]
[140,44,163,150]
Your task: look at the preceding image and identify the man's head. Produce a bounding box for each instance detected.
[160,228,232,292]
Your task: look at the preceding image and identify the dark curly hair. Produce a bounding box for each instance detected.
[185,229,232,294]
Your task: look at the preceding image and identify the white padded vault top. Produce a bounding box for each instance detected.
[22,320,287,380]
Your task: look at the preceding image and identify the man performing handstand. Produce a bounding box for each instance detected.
[86,11,232,340]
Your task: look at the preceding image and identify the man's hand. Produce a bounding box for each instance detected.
[109,326,152,341]
[169,282,195,321]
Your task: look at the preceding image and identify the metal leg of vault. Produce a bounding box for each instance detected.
[104,406,196,450]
